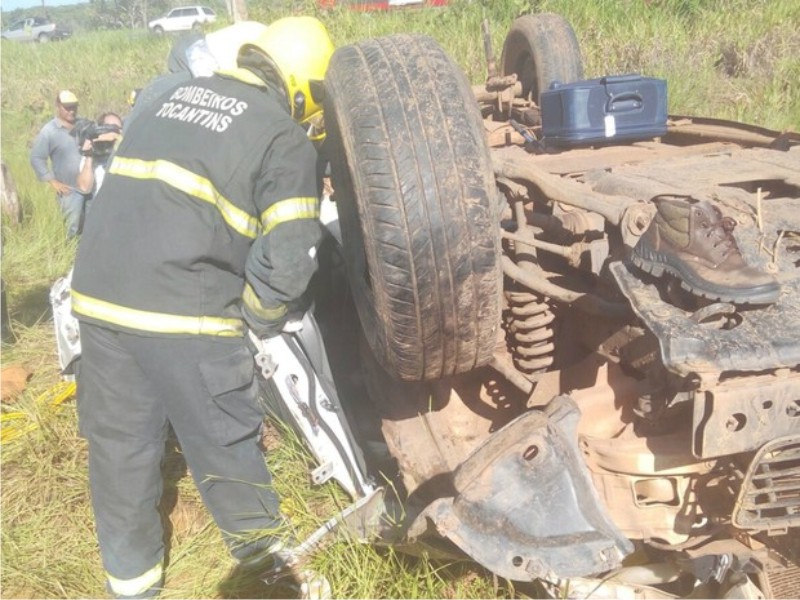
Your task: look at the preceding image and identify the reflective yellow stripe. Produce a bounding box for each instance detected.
[242,283,287,321]
[107,563,163,597]
[72,291,244,337]
[260,197,319,235]
[109,157,259,239]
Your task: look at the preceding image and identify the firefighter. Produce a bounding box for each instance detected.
[70,16,335,598]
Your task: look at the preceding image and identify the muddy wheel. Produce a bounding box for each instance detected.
[500,13,584,104]
[324,34,502,382]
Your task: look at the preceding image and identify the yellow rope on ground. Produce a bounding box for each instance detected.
[0,412,39,443]
[0,380,77,444]
[46,380,77,407]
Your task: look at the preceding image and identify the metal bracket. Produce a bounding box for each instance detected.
[249,315,373,499]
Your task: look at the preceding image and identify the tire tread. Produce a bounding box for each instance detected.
[326,34,500,380]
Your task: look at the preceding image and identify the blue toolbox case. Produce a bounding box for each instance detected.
[540,74,668,146]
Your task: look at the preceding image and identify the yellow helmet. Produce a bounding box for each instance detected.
[239,16,334,124]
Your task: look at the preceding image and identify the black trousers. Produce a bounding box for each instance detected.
[77,322,285,595]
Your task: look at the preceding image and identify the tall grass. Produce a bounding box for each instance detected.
[1,30,171,317]
[2,0,798,597]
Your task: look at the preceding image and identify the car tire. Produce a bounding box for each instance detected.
[191,21,203,32]
[37,32,50,43]
[153,25,164,35]
[324,33,502,382]
[500,13,584,104]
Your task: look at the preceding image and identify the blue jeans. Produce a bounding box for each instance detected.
[58,190,90,237]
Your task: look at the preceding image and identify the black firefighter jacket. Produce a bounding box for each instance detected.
[71,71,323,339]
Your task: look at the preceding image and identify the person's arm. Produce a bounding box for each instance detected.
[76,156,94,194]
[30,127,54,182]
[30,124,71,196]
[76,142,94,194]
[241,126,323,338]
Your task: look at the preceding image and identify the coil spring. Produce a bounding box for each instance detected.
[504,290,556,374]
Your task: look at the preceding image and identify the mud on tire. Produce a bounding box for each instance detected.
[501,12,584,104]
[324,34,502,382]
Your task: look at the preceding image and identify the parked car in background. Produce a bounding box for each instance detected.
[147,6,216,33]
[1,17,71,43]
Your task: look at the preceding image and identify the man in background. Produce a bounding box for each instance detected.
[30,90,90,237]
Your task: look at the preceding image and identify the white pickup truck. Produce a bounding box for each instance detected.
[1,17,71,43]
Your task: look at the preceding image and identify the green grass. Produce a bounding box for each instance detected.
[2,0,798,597]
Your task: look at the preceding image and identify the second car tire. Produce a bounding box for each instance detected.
[324,34,502,382]
[501,13,584,104]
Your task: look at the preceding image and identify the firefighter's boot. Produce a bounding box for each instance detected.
[631,196,780,305]
[228,545,331,600]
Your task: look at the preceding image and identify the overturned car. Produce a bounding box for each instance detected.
[308,12,800,600]
[51,12,800,599]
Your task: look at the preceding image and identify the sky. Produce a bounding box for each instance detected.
[2,0,87,14]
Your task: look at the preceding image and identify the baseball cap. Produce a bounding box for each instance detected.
[57,90,79,105]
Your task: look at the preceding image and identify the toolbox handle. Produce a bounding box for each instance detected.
[601,74,642,84]
[607,91,643,113]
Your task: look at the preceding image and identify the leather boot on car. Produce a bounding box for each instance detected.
[631,196,781,305]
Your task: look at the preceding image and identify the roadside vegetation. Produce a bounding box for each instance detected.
[1,0,798,597]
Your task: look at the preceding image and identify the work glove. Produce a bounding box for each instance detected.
[243,300,307,340]
[247,313,289,340]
